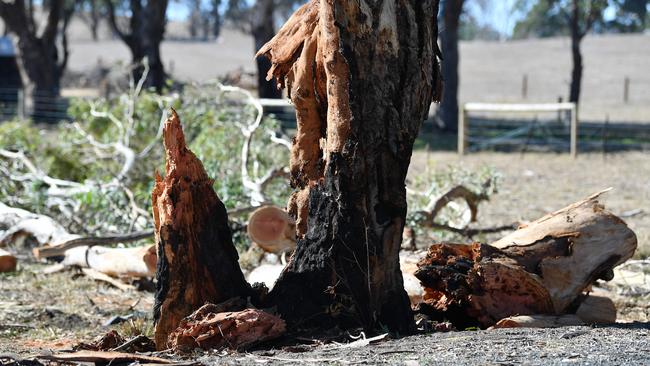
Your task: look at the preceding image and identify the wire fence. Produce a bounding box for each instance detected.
[0,88,71,123]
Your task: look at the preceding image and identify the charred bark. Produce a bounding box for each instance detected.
[151,110,253,349]
[258,0,442,333]
[439,0,464,132]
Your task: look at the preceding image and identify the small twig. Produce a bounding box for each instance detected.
[110,334,150,352]
[429,222,517,239]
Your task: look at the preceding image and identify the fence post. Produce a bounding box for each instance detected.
[521,74,528,99]
[623,76,629,104]
[570,103,578,158]
[457,105,467,155]
[17,89,25,120]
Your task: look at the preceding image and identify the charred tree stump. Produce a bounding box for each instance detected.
[415,191,637,328]
[257,0,442,333]
[152,110,253,349]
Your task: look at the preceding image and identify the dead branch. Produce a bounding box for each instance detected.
[33,230,154,259]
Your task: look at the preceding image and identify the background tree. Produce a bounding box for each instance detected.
[211,0,222,38]
[439,0,465,132]
[224,0,302,99]
[105,0,169,91]
[77,0,103,41]
[187,0,203,39]
[514,0,607,104]
[0,0,77,118]
[606,0,649,30]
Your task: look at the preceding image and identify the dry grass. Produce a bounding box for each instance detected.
[409,150,650,256]
[0,151,648,355]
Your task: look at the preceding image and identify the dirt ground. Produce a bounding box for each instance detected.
[1,151,649,363]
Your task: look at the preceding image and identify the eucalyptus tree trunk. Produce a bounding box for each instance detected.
[0,0,72,120]
[258,0,442,333]
[439,0,464,132]
[569,2,584,104]
[252,0,281,99]
[106,0,168,91]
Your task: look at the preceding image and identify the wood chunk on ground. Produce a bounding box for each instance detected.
[168,304,286,352]
[415,190,637,328]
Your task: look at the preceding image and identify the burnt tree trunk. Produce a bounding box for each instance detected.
[151,110,253,349]
[258,0,442,333]
[252,0,282,99]
[439,0,464,132]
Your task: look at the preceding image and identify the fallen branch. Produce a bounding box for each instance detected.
[33,230,154,259]
[38,351,175,365]
[62,245,156,278]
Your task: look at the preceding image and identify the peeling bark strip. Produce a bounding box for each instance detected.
[415,191,637,328]
[258,0,442,332]
[152,110,252,349]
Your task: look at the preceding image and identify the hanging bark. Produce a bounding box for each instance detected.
[257,0,442,333]
[151,110,253,349]
[415,191,637,329]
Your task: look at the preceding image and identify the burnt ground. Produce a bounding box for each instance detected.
[200,324,650,365]
[1,151,649,364]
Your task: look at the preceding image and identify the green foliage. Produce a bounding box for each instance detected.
[512,0,647,39]
[459,13,502,41]
[0,83,290,251]
[512,0,569,39]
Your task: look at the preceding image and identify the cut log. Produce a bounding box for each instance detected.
[257,0,443,333]
[415,191,637,328]
[60,245,156,278]
[247,206,296,253]
[151,109,253,350]
[168,303,286,351]
[0,248,17,272]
